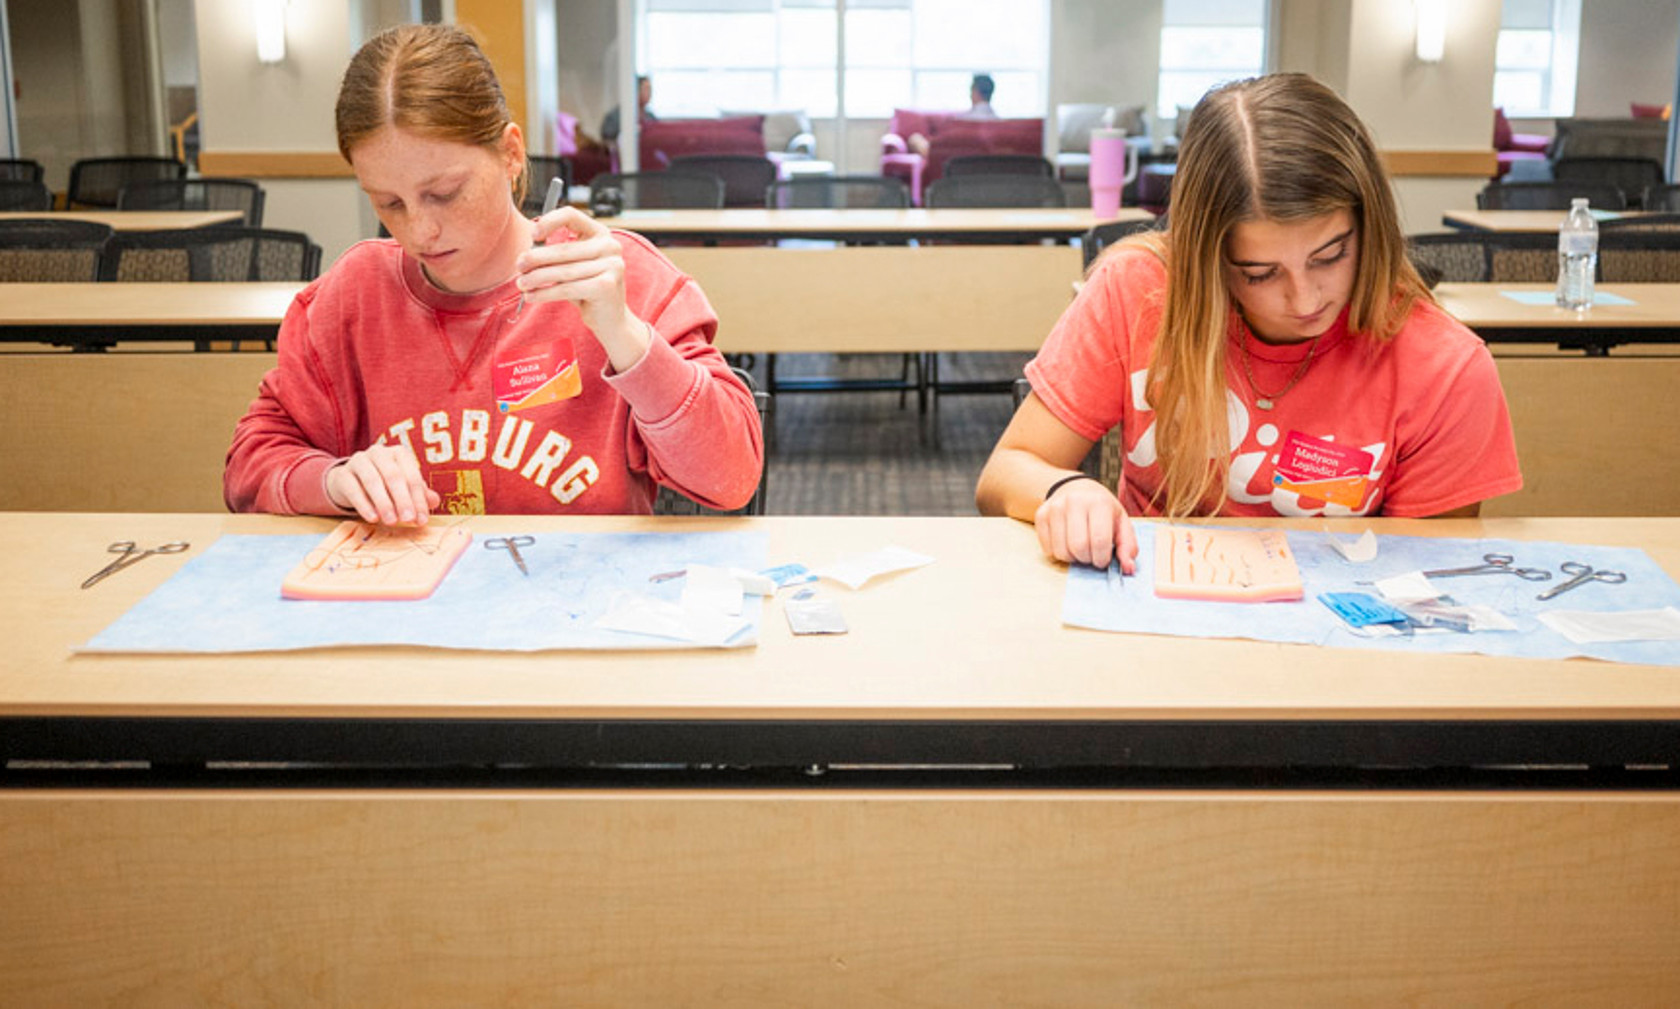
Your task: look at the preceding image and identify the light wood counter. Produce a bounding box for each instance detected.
[612,206,1153,241]
[0,209,244,230]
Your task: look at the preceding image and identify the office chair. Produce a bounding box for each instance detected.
[117,178,266,226]
[652,367,771,516]
[589,170,725,210]
[0,158,45,184]
[765,176,910,210]
[1406,232,1492,286]
[1552,157,1665,208]
[0,218,113,281]
[1481,231,1568,283]
[99,226,322,283]
[924,175,1068,209]
[1081,217,1160,271]
[66,156,187,209]
[523,155,573,216]
[1643,185,1680,213]
[1477,180,1626,211]
[0,180,54,212]
[668,155,779,208]
[1599,229,1680,282]
[942,154,1055,178]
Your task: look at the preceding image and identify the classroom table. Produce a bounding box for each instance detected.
[608,206,1154,243]
[1435,281,1680,353]
[1441,208,1658,232]
[0,280,303,350]
[3,513,1677,1005]
[0,209,245,230]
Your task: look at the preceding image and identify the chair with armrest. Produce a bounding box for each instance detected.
[1477,180,1627,211]
[0,158,44,184]
[0,180,54,212]
[765,176,910,210]
[0,219,112,281]
[66,156,187,209]
[1551,157,1666,208]
[590,171,725,210]
[1492,107,1549,178]
[668,155,779,208]
[652,366,770,516]
[116,178,266,226]
[924,175,1067,209]
[523,156,573,216]
[99,226,322,283]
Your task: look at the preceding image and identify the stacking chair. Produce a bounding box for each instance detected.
[668,155,779,208]
[1477,180,1626,211]
[1406,232,1491,286]
[0,219,112,281]
[523,155,573,216]
[0,180,54,212]
[1599,229,1680,283]
[652,367,771,516]
[589,170,724,210]
[1552,157,1665,208]
[0,158,44,184]
[117,178,266,226]
[924,175,1067,209]
[1643,185,1680,213]
[1081,217,1159,270]
[66,156,187,209]
[942,154,1055,178]
[765,175,910,209]
[1480,231,1561,283]
[99,226,322,283]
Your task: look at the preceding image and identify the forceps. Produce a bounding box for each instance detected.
[508,176,567,322]
[1536,561,1627,600]
[1422,553,1552,582]
[484,535,535,576]
[81,540,189,589]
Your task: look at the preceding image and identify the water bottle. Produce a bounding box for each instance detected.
[1555,197,1597,310]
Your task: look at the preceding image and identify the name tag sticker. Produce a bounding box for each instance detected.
[493,340,582,413]
[1273,430,1373,508]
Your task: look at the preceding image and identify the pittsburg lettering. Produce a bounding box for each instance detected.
[379,409,599,504]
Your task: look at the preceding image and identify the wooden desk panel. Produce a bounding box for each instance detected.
[0,209,244,230]
[0,282,301,328]
[614,206,1152,242]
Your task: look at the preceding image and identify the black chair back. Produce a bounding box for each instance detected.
[924,175,1067,209]
[1552,157,1666,208]
[1081,218,1159,270]
[1406,232,1492,286]
[590,171,725,210]
[117,178,266,226]
[66,156,187,209]
[0,159,44,184]
[1642,185,1680,213]
[765,176,910,209]
[652,367,770,516]
[942,154,1055,178]
[98,226,322,282]
[1599,228,1680,282]
[523,155,573,216]
[667,155,779,208]
[0,219,113,281]
[0,180,54,212]
[1477,180,1627,211]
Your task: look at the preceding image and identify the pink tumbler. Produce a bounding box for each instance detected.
[1089,127,1126,219]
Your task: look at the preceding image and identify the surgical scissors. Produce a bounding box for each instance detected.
[1536,561,1627,600]
[1422,553,1552,581]
[484,535,535,576]
[81,540,189,589]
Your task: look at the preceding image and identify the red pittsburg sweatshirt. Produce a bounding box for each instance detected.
[224,232,761,516]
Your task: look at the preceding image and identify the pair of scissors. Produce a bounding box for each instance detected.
[508,176,567,323]
[484,535,535,576]
[1537,561,1628,600]
[1422,553,1552,582]
[81,540,189,589]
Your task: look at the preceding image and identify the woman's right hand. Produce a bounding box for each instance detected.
[1033,477,1139,573]
[324,444,441,525]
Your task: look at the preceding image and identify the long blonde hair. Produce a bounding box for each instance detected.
[335,23,527,206]
[1132,73,1429,517]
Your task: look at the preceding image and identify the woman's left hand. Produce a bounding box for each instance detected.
[517,205,651,372]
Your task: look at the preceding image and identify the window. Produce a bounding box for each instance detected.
[640,0,1047,120]
[1156,0,1270,122]
[1493,0,1581,118]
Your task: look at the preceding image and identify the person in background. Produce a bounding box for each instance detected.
[225,25,760,523]
[975,72,1522,570]
[600,74,655,144]
[908,72,997,156]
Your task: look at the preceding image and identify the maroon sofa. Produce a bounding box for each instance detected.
[638,115,766,170]
[881,109,1046,204]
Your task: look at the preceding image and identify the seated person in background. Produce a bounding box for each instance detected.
[600,75,656,144]
[975,72,1522,571]
[908,72,997,156]
[225,25,761,522]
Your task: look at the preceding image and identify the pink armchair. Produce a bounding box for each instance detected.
[881,109,1045,205]
[1494,107,1549,178]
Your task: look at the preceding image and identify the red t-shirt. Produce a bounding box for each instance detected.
[225,232,761,516]
[1025,248,1522,518]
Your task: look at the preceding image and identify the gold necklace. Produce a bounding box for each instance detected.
[1240,325,1323,411]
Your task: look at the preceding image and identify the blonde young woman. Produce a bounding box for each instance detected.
[226,24,760,523]
[976,73,1521,571]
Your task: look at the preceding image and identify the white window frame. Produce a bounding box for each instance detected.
[1493,0,1582,119]
[1155,0,1272,123]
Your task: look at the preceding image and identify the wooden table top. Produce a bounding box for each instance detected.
[1441,209,1657,233]
[0,281,303,327]
[609,206,1153,240]
[5,512,1677,724]
[0,209,245,230]
[1435,282,1680,330]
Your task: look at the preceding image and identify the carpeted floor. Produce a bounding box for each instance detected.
[741,351,1032,516]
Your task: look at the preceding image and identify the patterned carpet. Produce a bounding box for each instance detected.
[742,351,1032,516]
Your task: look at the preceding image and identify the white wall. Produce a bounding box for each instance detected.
[1575,0,1679,118]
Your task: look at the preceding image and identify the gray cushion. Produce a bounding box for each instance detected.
[1057,103,1148,152]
